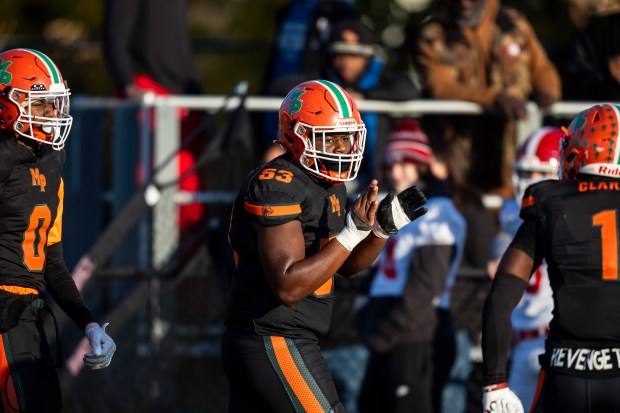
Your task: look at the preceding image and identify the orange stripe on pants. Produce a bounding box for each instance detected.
[529,369,545,413]
[270,336,324,412]
[0,334,19,412]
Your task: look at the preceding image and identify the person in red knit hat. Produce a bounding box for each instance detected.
[358,118,466,413]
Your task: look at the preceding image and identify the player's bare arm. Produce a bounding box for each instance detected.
[255,179,381,306]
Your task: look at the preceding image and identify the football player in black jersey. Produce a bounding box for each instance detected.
[482,103,620,413]
[223,79,428,413]
[0,48,115,412]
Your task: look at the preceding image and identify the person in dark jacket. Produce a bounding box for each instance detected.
[413,0,561,195]
[569,7,620,101]
[102,0,202,99]
[102,0,206,234]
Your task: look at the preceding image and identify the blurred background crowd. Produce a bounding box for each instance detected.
[1,0,620,412]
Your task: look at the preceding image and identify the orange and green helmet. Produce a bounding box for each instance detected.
[278,79,366,182]
[561,103,620,180]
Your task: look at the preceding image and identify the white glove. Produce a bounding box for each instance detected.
[336,211,371,251]
[372,186,427,238]
[84,322,116,369]
[482,383,524,413]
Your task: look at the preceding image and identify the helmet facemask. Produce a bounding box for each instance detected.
[512,164,557,203]
[294,120,366,182]
[10,81,72,150]
[512,127,562,201]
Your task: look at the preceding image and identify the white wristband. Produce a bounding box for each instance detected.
[390,195,412,230]
[336,212,371,251]
[371,195,412,238]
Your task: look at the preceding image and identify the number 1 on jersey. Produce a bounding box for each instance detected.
[593,210,619,281]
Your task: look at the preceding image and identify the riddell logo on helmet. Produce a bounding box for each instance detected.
[336,119,356,126]
[598,165,620,176]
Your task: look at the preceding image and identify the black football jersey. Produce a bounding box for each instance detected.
[0,139,64,293]
[226,155,347,340]
[512,178,620,346]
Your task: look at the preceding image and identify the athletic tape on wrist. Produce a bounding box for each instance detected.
[336,212,371,251]
[391,195,412,230]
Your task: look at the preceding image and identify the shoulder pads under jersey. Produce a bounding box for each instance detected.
[244,160,307,226]
[519,179,557,221]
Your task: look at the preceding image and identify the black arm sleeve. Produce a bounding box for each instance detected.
[481,271,529,385]
[510,218,544,270]
[45,243,94,331]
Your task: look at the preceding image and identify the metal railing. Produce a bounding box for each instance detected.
[68,95,593,270]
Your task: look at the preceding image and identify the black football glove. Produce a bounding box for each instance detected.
[373,186,428,238]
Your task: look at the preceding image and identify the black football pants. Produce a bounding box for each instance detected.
[222,329,345,413]
[531,369,620,413]
[0,300,61,413]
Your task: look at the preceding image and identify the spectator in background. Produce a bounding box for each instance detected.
[102,0,205,235]
[271,19,419,188]
[430,131,495,413]
[262,0,361,91]
[357,119,466,413]
[103,0,202,100]
[413,0,561,196]
[569,3,620,101]
[259,0,361,154]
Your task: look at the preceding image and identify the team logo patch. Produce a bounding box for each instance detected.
[328,194,341,216]
[261,205,274,217]
[282,89,305,116]
[30,168,47,192]
[0,59,12,85]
